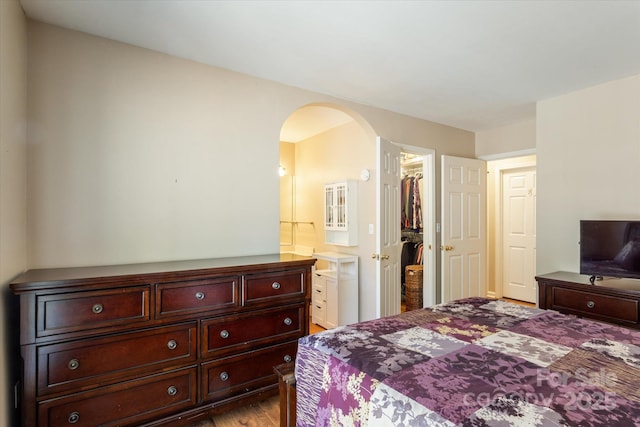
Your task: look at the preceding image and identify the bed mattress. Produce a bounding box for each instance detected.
[295,297,640,426]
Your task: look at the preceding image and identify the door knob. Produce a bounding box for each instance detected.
[440,245,454,251]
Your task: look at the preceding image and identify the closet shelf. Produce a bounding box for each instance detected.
[401,153,422,166]
[401,230,423,243]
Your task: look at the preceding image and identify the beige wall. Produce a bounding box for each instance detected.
[0,0,28,424]
[27,21,290,267]
[27,21,474,270]
[537,74,640,274]
[476,119,536,159]
[279,141,295,246]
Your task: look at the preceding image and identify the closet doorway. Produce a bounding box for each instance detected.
[399,146,435,309]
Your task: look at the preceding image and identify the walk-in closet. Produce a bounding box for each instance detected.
[400,153,425,311]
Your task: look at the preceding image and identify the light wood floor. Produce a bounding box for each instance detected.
[210,395,280,427]
[185,394,279,427]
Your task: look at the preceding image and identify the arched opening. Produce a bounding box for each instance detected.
[278,104,436,323]
[278,103,375,255]
[278,103,376,328]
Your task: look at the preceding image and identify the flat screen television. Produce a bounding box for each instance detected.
[580,220,640,283]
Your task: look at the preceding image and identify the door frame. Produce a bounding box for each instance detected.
[396,144,436,307]
[491,156,537,299]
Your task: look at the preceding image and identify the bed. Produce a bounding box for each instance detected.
[295,297,640,426]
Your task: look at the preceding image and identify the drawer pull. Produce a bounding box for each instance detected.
[587,300,595,309]
[92,303,103,314]
[220,329,230,339]
[220,371,229,381]
[68,412,80,424]
[272,282,281,290]
[283,317,293,326]
[167,339,177,350]
[195,291,205,300]
[167,386,178,396]
[283,354,292,363]
[67,359,79,370]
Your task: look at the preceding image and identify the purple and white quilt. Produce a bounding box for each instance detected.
[295,297,640,426]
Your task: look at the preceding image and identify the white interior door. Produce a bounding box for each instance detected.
[376,136,401,318]
[502,166,537,302]
[441,155,486,303]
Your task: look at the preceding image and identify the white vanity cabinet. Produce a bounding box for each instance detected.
[324,181,357,246]
[311,252,358,329]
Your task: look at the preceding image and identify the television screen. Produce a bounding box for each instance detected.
[580,220,640,280]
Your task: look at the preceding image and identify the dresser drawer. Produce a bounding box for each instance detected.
[201,340,298,402]
[156,276,239,318]
[202,304,305,358]
[552,287,639,324]
[37,323,197,396]
[37,287,150,338]
[243,269,306,306]
[38,367,197,427]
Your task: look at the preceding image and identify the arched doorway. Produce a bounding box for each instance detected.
[278,103,378,322]
[278,104,435,323]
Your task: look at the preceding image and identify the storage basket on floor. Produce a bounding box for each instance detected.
[405,265,423,311]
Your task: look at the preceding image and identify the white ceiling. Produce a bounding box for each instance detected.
[20,0,640,136]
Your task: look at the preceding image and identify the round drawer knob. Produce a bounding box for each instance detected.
[272,282,281,290]
[283,317,293,326]
[220,371,229,381]
[195,291,205,300]
[283,354,292,363]
[68,411,80,424]
[92,303,103,314]
[220,330,230,339]
[587,300,595,309]
[68,359,79,370]
[167,340,177,350]
[167,386,178,396]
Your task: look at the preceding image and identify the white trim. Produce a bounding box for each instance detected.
[493,159,537,299]
[478,149,536,161]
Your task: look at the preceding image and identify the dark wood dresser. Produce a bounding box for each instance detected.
[536,271,640,329]
[10,254,315,427]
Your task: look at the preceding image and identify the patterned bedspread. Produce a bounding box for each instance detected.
[295,297,640,426]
